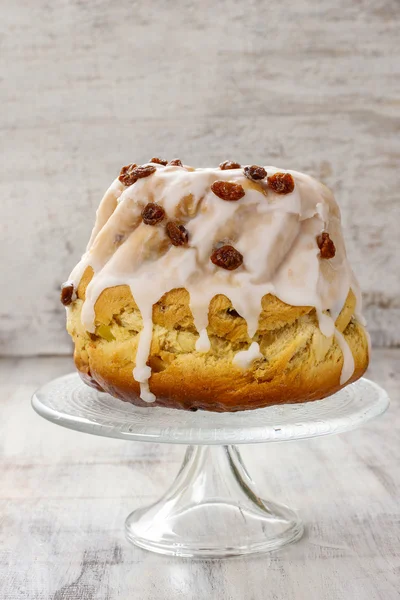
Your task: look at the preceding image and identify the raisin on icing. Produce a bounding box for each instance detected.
[131,165,157,179]
[149,156,168,167]
[142,202,166,225]
[150,157,168,165]
[60,283,75,306]
[211,180,245,201]
[267,172,295,194]
[244,165,267,181]
[166,221,189,246]
[118,164,156,186]
[210,245,243,270]
[219,160,241,170]
[317,232,336,259]
[168,159,183,166]
[118,163,138,186]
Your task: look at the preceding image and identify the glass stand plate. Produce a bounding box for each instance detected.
[32,375,389,558]
[32,374,389,444]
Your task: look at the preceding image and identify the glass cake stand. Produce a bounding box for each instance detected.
[32,374,389,558]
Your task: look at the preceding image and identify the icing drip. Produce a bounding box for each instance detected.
[132,301,156,403]
[68,164,364,401]
[317,310,335,338]
[233,342,263,370]
[196,328,211,353]
[334,328,355,385]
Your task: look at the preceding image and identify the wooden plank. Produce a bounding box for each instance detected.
[0,351,399,598]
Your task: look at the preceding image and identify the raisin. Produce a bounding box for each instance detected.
[267,172,295,194]
[118,163,138,186]
[317,232,336,259]
[219,160,241,170]
[118,163,156,186]
[168,159,183,166]
[166,221,189,246]
[244,165,267,181]
[142,202,166,225]
[133,164,157,179]
[210,245,243,270]
[60,282,75,306]
[150,157,168,165]
[211,180,245,201]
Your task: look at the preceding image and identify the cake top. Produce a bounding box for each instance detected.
[64,158,364,402]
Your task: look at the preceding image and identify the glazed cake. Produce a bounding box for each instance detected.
[61,158,369,411]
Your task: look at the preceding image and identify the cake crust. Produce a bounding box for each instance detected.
[67,267,369,412]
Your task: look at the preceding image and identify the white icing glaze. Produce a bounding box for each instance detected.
[87,179,124,250]
[196,328,211,353]
[68,163,363,402]
[334,328,355,385]
[233,342,263,370]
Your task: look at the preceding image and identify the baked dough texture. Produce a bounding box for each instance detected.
[67,268,368,412]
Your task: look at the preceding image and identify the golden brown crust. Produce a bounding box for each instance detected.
[67,267,369,412]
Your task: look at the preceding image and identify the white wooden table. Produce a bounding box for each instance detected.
[0,351,399,599]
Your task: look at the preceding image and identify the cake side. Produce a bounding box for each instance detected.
[66,267,369,411]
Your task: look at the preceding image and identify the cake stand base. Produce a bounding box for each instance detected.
[125,444,303,557]
[32,374,389,559]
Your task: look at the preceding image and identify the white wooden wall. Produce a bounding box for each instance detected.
[1,0,399,355]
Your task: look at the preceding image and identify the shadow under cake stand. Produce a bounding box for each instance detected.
[32,374,389,558]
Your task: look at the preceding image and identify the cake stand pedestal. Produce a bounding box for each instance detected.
[32,375,389,558]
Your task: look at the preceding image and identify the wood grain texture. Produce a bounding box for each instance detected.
[1,0,399,355]
[0,350,399,599]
